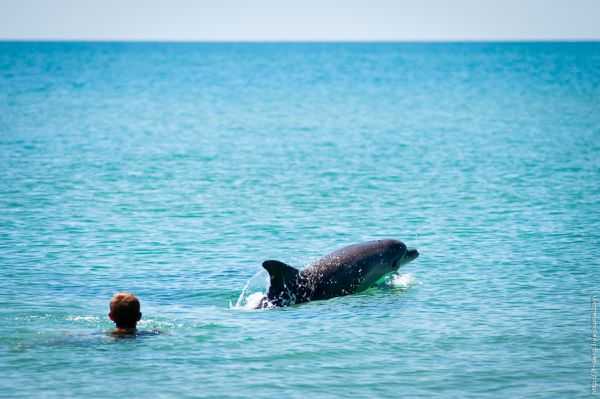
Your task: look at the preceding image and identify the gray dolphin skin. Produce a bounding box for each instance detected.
[257,239,419,308]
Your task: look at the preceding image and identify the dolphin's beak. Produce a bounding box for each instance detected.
[392,248,419,269]
[404,248,419,262]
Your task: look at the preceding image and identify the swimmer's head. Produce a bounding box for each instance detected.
[109,292,141,330]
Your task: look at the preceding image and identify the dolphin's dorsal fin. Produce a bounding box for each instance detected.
[262,260,300,294]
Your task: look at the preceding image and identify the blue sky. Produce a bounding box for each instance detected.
[1,0,599,41]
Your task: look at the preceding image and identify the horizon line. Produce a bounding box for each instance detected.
[1,38,600,44]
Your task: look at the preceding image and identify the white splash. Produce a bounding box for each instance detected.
[231,270,270,310]
[244,292,270,309]
[389,273,415,288]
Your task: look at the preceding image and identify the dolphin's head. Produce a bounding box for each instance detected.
[380,239,419,271]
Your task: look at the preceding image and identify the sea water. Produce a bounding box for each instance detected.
[1,42,599,398]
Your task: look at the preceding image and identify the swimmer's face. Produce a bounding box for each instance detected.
[109,292,142,329]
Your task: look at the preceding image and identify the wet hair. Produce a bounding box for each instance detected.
[109,292,141,329]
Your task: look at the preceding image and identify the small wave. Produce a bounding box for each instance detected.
[66,315,100,322]
[138,319,177,330]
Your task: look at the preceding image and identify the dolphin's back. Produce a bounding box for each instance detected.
[300,240,397,300]
[260,239,413,307]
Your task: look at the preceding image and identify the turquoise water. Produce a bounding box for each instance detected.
[1,42,599,398]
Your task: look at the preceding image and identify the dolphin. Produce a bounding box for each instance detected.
[257,239,419,308]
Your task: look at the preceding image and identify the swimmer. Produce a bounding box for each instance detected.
[108,292,142,335]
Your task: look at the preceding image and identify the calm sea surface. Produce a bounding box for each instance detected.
[1,42,599,398]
